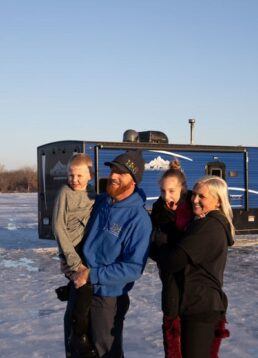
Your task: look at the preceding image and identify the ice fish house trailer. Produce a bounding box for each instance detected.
[37,130,258,239]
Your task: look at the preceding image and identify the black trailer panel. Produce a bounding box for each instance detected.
[37,141,84,239]
[233,209,258,235]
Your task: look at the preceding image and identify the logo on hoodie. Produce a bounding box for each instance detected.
[109,223,122,237]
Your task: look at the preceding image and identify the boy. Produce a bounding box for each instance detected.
[52,153,97,357]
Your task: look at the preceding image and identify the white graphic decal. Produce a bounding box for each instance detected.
[229,187,258,195]
[145,151,193,171]
[50,161,67,177]
[145,156,170,171]
[147,196,159,201]
[147,187,258,204]
[148,150,193,162]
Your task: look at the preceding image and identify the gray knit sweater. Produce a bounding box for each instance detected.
[52,184,95,271]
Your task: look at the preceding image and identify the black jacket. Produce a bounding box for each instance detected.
[159,210,234,318]
[150,191,193,317]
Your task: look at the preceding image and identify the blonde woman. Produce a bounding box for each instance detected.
[157,175,234,358]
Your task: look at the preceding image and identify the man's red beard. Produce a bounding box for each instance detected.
[106,179,133,199]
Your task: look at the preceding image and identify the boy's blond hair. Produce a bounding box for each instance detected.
[67,153,93,171]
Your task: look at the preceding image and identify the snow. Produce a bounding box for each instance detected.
[0,193,258,357]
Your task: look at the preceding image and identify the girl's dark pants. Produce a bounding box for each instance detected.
[181,318,218,358]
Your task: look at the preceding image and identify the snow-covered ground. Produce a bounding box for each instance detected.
[0,193,258,358]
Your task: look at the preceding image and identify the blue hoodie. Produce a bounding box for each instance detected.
[82,189,152,297]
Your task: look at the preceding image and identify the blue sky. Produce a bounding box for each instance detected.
[1,0,258,169]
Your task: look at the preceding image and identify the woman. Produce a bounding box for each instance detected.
[150,160,194,357]
[157,175,234,357]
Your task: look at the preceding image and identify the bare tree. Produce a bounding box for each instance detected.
[0,165,37,193]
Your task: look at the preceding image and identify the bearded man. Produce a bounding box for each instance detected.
[73,150,152,358]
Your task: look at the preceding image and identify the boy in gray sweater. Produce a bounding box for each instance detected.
[52,153,97,357]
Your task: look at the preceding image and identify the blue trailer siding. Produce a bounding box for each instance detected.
[247,147,258,209]
[144,150,246,209]
[84,145,247,210]
[37,140,258,237]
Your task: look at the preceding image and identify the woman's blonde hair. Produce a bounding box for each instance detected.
[194,175,235,236]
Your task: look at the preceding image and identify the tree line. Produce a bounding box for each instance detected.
[0,164,37,193]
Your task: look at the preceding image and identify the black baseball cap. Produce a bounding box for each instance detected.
[105,150,145,184]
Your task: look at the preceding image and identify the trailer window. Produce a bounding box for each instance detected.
[206,161,226,180]
[210,168,223,177]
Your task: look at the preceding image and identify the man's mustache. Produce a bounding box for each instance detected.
[108,179,120,185]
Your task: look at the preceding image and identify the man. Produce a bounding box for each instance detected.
[73,150,152,358]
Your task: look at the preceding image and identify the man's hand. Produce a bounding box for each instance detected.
[71,264,90,289]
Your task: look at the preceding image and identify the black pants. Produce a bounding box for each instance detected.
[64,282,95,357]
[90,295,130,358]
[181,319,218,358]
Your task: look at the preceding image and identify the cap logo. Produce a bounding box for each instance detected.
[125,159,138,174]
